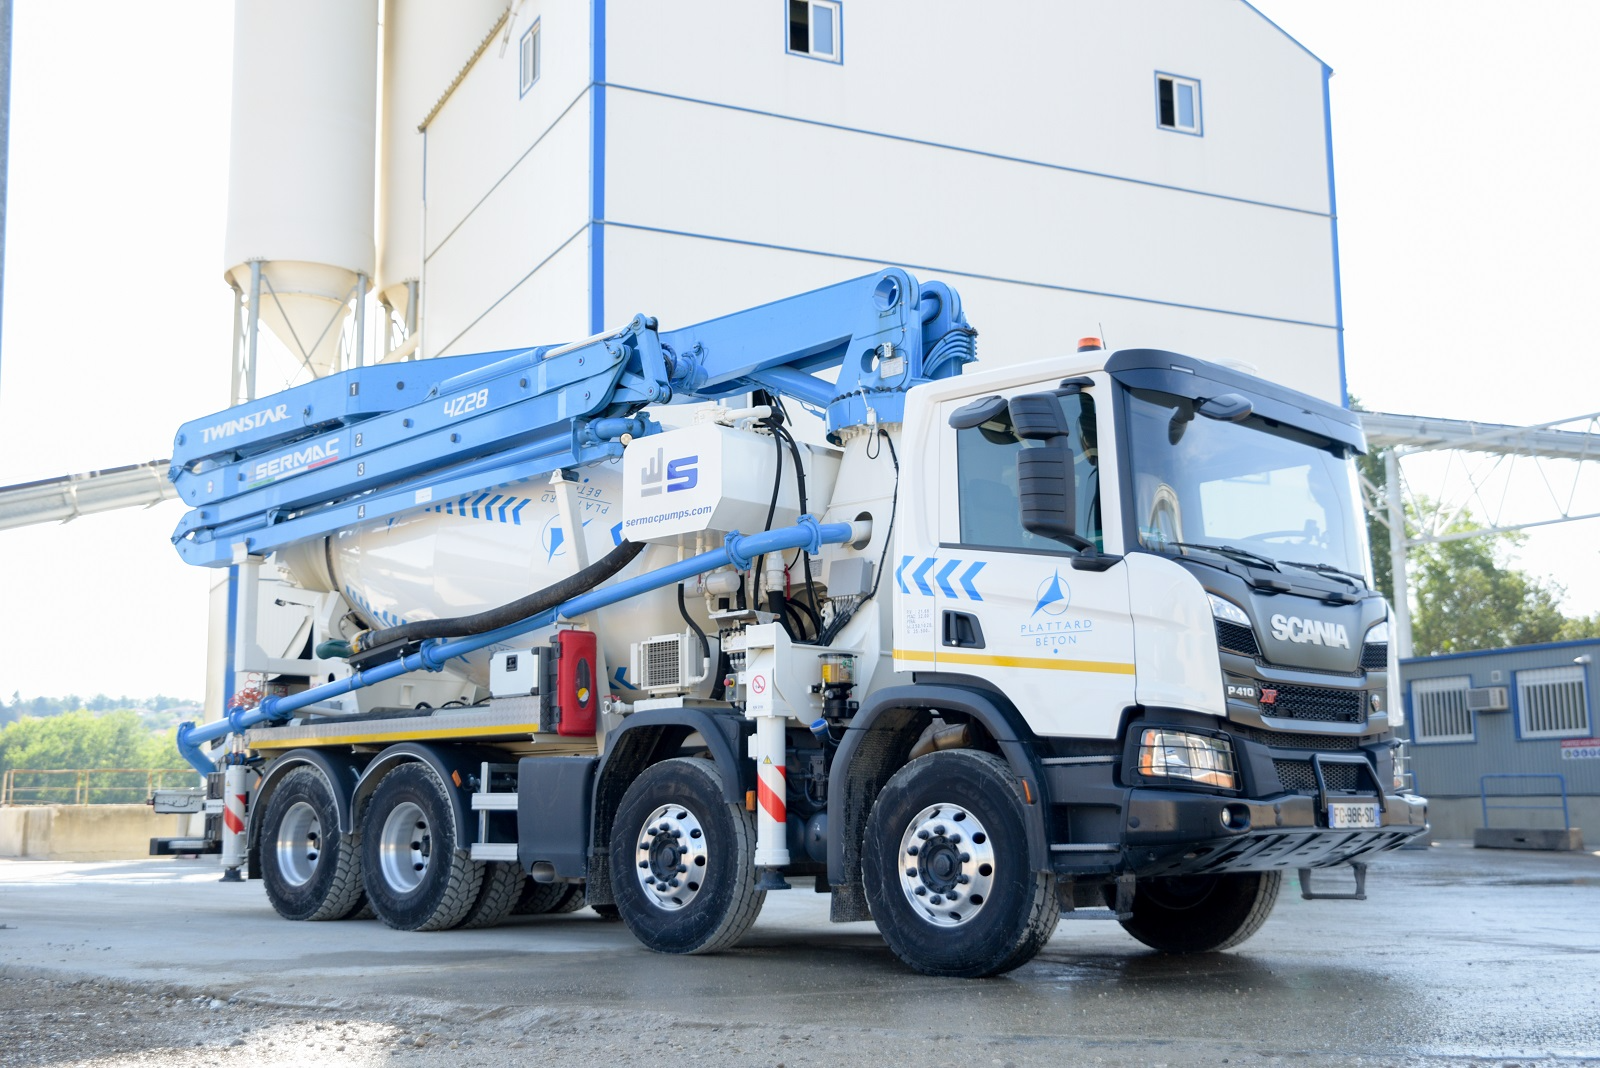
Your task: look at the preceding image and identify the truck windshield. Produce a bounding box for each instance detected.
[1123,386,1369,580]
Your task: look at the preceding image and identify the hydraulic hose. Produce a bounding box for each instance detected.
[351,539,646,652]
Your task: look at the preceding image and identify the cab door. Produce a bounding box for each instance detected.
[929,377,1135,740]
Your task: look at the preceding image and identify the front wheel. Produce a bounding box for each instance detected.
[608,758,765,954]
[863,750,1059,978]
[1113,871,1281,953]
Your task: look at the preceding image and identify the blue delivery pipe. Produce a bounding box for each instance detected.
[176,517,857,775]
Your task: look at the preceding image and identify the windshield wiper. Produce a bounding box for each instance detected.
[1280,560,1367,587]
[1159,541,1281,572]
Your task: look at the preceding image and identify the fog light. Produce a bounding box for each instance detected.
[1220,804,1251,832]
[1137,729,1238,790]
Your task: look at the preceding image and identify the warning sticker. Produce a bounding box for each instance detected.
[1559,738,1600,760]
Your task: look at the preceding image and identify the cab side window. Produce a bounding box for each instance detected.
[955,392,1101,553]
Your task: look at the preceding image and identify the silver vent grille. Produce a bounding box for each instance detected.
[631,632,700,693]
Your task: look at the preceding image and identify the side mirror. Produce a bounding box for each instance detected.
[1007,393,1092,552]
[948,395,1007,430]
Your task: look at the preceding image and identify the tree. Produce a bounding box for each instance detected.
[1409,526,1569,656]
[0,710,174,773]
[0,711,180,803]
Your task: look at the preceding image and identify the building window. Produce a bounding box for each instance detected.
[1156,73,1202,135]
[1516,665,1590,739]
[788,0,841,63]
[519,20,540,97]
[1410,676,1473,743]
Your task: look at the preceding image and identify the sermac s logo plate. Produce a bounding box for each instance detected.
[638,449,698,497]
[1269,613,1350,649]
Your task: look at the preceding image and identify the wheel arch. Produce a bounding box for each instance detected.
[826,682,1051,920]
[587,708,751,907]
[248,749,365,881]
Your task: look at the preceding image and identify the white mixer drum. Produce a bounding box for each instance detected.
[317,467,689,685]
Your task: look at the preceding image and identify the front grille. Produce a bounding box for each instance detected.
[1216,621,1260,657]
[1264,684,1366,724]
[1361,642,1389,670]
[1240,727,1359,751]
[1273,759,1367,794]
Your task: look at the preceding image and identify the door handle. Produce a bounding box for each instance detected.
[942,611,986,649]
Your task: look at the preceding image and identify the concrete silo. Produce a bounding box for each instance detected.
[224,0,378,396]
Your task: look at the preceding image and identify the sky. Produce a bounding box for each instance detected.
[0,1,1597,702]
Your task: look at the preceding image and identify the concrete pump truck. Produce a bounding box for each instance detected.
[154,269,1427,977]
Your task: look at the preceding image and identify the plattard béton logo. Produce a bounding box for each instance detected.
[1032,571,1071,617]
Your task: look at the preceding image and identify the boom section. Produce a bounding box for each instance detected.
[169,269,973,566]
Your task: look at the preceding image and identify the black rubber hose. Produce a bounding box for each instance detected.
[354,539,646,651]
[677,582,710,662]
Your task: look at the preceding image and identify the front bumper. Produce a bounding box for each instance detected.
[1118,788,1427,877]
[1042,756,1428,879]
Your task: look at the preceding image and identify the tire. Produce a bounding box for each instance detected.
[590,903,621,921]
[360,763,483,932]
[455,862,523,929]
[608,757,765,954]
[1113,871,1281,953]
[863,750,1059,978]
[513,880,585,916]
[259,766,366,922]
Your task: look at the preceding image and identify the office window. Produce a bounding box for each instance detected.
[1516,665,1590,739]
[519,21,540,97]
[1157,73,1202,135]
[1410,676,1473,743]
[788,0,841,63]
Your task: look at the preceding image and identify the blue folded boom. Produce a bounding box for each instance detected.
[169,269,974,567]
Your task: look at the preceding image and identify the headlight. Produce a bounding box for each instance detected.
[1208,594,1251,628]
[1137,729,1238,789]
[1366,619,1390,645]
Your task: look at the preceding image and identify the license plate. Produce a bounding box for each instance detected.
[1328,801,1380,829]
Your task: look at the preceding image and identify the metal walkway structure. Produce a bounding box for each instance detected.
[1360,409,1600,658]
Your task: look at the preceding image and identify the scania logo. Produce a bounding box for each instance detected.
[1269,613,1350,649]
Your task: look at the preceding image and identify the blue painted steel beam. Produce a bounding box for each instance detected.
[175,518,855,774]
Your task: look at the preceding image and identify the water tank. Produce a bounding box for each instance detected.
[376,0,507,334]
[224,0,378,380]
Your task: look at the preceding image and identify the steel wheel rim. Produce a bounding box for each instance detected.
[896,802,997,927]
[275,801,322,888]
[634,803,709,911]
[378,800,430,894]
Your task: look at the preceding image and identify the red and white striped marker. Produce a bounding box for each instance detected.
[220,762,249,875]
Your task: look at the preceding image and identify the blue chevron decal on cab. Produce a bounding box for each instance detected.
[959,560,985,601]
[936,558,962,598]
[896,555,913,594]
[911,557,937,596]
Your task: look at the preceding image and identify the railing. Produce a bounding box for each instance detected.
[0,768,195,807]
[1480,773,1571,830]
